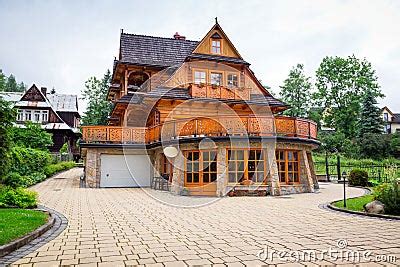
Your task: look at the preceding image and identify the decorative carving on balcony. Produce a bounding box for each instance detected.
[82,116,318,144]
[189,84,250,100]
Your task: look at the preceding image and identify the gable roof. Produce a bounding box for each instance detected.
[119,33,199,68]
[47,94,78,113]
[0,85,79,113]
[192,22,243,59]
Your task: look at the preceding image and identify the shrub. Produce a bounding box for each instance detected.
[9,121,53,150]
[348,169,369,186]
[0,186,38,208]
[374,181,400,215]
[44,161,75,177]
[9,146,52,176]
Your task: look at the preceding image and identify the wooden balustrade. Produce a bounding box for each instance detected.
[189,83,251,100]
[81,116,318,144]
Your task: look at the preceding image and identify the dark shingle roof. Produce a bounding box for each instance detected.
[119,33,199,67]
[393,114,400,123]
[117,88,286,107]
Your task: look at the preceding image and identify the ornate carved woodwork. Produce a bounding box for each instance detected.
[82,116,318,143]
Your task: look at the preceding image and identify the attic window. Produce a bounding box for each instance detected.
[211,40,221,54]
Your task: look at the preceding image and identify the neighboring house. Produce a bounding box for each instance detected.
[80,21,319,196]
[381,106,400,134]
[0,85,81,158]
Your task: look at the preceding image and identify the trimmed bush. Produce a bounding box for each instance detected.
[0,186,38,209]
[44,161,75,177]
[348,169,369,186]
[9,146,52,176]
[374,181,400,215]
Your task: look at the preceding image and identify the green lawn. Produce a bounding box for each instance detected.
[333,194,374,212]
[0,209,48,245]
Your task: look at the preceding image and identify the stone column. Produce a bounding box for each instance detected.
[171,154,185,195]
[216,146,227,197]
[302,150,315,193]
[266,143,280,196]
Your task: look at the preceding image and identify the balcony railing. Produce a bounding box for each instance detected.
[189,83,251,100]
[81,116,317,144]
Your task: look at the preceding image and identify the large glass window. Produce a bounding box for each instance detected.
[227,73,238,87]
[228,149,265,184]
[210,72,223,86]
[185,151,217,186]
[276,150,300,184]
[194,71,206,84]
[211,40,221,54]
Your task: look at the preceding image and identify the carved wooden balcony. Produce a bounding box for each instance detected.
[189,83,251,100]
[81,116,317,144]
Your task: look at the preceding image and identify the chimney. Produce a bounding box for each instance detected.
[40,87,47,96]
[173,32,186,40]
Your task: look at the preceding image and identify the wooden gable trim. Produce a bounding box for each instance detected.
[20,84,46,102]
[192,22,243,59]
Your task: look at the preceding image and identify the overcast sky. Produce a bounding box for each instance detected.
[1,0,399,113]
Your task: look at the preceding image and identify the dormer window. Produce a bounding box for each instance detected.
[211,40,221,54]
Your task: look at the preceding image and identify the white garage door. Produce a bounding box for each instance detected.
[100,154,151,188]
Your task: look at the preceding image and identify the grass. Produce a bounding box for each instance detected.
[333,194,374,212]
[0,209,48,245]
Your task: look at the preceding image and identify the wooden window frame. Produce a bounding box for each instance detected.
[211,39,222,54]
[184,150,217,187]
[193,69,207,85]
[210,71,224,86]
[227,72,239,88]
[161,153,173,182]
[226,148,266,185]
[276,150,301,185]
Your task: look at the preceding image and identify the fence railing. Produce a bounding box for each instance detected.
[315,161,400,182]
[81,116,318,144]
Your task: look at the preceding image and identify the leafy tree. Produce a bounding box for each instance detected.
[0,97,15,180]
[0,70,6,91]
[357,133,392,159]
[314,55,383,138]
[5,74,18,92]
[10,121,53,150]
[279,64,312,117]
[81,70,113,125]
[358,89,383,136]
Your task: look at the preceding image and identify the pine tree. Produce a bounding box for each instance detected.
[279,64,311,118]
[0,70,6,91]
[17,81,26,92]
[358,89,383,136]
[5,74,18,92]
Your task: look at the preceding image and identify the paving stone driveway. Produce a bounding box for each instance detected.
[11,168,400,266]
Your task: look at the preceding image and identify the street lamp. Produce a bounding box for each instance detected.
[342,171,347,208]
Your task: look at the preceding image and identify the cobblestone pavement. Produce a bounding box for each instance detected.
[10,168,400,266]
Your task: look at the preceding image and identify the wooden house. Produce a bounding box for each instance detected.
[1,85,81,158]
[80,21,319,196]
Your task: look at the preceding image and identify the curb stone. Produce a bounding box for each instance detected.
[320,186,400,221]
[0,205,68,266]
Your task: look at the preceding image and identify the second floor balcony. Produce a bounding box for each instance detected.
[81,116,318,145]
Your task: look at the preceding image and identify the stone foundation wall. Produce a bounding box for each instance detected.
[82,139,318,195]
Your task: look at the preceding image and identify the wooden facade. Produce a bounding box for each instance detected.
[81,21,319,196]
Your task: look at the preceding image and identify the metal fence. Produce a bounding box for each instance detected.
[315,161,399,183]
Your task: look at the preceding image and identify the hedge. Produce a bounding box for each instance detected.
[8,146,52,176]
[43,162,76,177]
